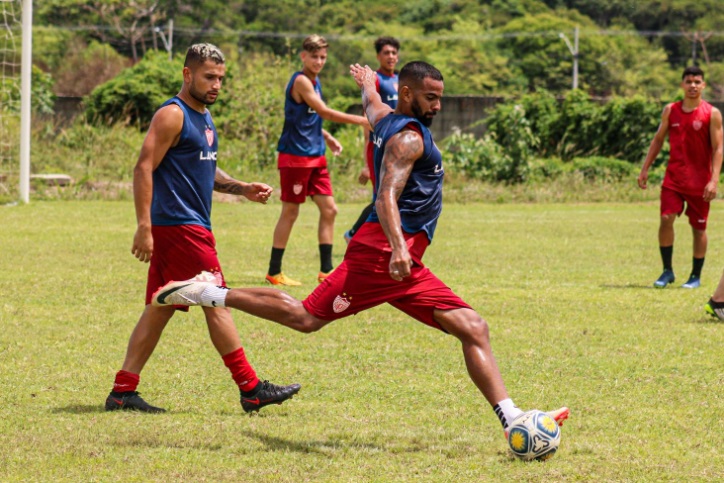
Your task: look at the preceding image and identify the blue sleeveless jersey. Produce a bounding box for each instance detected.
[151,97,218,230]
[277,72,325,156]
[377,70,399,109]
[368,114,444,242]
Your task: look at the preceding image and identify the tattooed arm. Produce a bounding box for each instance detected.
[375,129,424,281]
[214,167,273,204]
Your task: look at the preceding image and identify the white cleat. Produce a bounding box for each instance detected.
[151,271,220,307]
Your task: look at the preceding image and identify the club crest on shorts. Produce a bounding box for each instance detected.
[333,294,351,313]
[205,128,214,147]
[293,183,303,195]
[693,120,703,131]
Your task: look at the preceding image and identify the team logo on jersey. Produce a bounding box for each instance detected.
[205,128,214,147]
[332,293,351,313]
[293,183,303,195]
[307,107,317,115]
[693,120,703,131]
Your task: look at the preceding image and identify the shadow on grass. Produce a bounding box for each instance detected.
[52,404,105,414]
[691,316,724,325]
[599,284,655,289]
[245,430,384,454]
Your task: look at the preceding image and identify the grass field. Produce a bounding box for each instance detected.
[0,200,722,482]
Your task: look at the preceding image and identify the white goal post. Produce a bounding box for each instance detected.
[0,0,31,203]
[19,0,31,203]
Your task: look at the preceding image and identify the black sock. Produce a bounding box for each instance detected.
[348,203,374,237]
[268,247,285,276]
[691,257,705,278]
[319,244,333,273]
[660,246,673,271]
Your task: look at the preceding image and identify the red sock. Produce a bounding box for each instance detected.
[222,347,259,393]
[113,370,139,393]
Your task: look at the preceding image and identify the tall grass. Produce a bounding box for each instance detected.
[3,118,661,205]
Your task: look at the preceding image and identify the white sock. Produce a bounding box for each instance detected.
[494,398,524,429]
[200,285,229,308]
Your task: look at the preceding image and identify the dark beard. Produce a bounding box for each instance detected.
[411,100,433,127]
[189,84,216,106]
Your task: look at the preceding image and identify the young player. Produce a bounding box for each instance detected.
[266,34,369,286]
[344,36,400,243]
[105,44,300,414]
[638,65,723,289]
[151,61,569,439]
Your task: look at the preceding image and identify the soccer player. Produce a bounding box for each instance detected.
[344,36,400,243]
[266,34,369,286]
[152,61,569,439]
[105,43,300,414]
[638,65,723,289]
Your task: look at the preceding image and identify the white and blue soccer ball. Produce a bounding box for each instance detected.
[507,409,561,461]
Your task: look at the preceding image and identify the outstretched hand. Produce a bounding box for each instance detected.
[349,63,376,90]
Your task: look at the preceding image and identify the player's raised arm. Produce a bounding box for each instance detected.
[375,129,424,281]
[350,63,394,130]
[131,104,183,263]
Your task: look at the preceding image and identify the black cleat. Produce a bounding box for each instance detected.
[241,380,301,413]
[105,391,166,413]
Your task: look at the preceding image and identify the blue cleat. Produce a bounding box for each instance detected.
[653,269,675,288]
[681,275,700,289]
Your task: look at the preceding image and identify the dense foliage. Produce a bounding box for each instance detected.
[444,90,664,183]
[33,0,724,101]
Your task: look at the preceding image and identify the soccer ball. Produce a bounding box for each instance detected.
[507,409,561,461]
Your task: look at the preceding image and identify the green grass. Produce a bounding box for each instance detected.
[1,200,722,481]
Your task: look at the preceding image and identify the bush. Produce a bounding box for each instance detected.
[527,157,568,181]
[1,65,56,115]
[84,51,182,127]
[483,90,665,166]
[443,132,515,182]
[54,40,131,97]
[478,102,538,182]
[570,156,637,182]
[594,96,663,163]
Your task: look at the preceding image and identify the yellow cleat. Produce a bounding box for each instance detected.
[317,270,334,284]
[265,272,302,286]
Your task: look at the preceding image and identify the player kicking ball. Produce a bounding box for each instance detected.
[152,61,569,440]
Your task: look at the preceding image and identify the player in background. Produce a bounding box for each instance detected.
[266,34,369,286]
[638,66,723,289]
[151,61,569,439]
[344,36,400,243]
[105,43,300,414]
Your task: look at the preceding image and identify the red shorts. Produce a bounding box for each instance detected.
[660,186,710,230]
[145,224,226,308]
[365,140,376,188]
[279,167,334,203]
[302,223,471,331]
